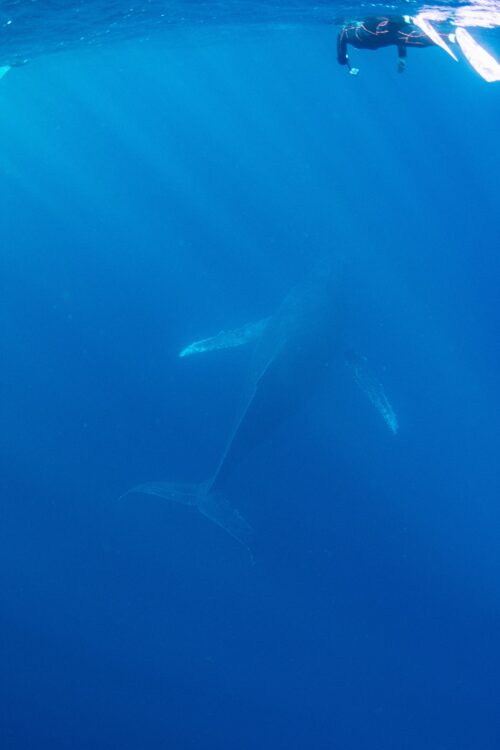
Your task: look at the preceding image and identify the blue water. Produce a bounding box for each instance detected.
[1,3,500,748]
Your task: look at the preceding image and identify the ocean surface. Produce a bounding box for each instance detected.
[1,2,500,748]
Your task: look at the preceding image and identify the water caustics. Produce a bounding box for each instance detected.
[0,0,499,75]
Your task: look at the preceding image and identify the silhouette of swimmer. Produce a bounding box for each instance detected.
[337,15,448,75]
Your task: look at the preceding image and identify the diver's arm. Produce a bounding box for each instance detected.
[337,29,349,66]
[337,29,359,75]
[397,43,407,72]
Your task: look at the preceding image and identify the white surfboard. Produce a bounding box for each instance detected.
[455,27,500,82]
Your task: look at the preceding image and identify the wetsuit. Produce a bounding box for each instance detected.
[337,16,435,72]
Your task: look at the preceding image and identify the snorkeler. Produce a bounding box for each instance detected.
[337,15,452,75]
[337,14,500,82]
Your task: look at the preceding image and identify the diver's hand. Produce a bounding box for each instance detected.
[349,67,360,76]
[397,59,406,73]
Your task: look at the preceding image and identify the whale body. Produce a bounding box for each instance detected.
[123,257,397,551]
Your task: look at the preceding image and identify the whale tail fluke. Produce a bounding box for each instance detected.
[121,480,253,553]
[197,491,254,551]
[120,480,201,505]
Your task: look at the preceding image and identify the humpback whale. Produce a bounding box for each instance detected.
[123,257,398,552]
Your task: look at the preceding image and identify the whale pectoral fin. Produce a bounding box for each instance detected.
[346,353,399,435]
[179,317,270,358]
[0,66,12,80]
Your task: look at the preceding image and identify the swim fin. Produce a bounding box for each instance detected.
[455,27,500,82]
[413,15,458,61]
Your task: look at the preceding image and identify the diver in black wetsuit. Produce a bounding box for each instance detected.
[337,15,437,75]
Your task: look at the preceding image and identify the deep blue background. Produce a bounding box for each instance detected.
[1,25,500,749]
